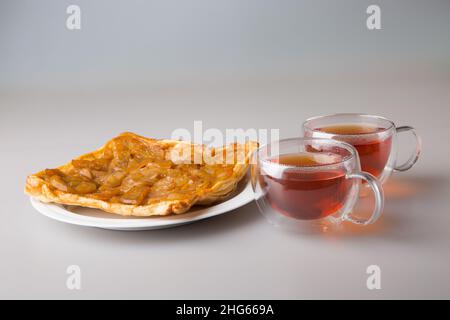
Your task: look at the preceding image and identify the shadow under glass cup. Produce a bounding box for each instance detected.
[251,138,384,232]
[302,114,422,184]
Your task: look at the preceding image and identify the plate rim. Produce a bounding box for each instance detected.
[30,181,254,229]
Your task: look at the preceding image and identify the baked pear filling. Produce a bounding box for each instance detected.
[25,132,257,216]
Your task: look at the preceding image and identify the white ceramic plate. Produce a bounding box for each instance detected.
[30,180,254,231]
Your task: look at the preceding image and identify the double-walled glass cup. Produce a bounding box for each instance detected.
[251,138,384,231]
[303,113,422,184]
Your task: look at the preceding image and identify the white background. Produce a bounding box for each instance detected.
[1,0,450,298]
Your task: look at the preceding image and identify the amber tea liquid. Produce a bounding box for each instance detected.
[316,124,392,178]
[262,153,352,220]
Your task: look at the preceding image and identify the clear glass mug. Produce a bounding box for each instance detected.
[303,113,422,184]
[251,138,384,231]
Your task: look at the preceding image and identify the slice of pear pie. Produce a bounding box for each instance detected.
[25,132,258,216]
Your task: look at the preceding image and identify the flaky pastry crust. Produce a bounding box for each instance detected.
[25,132,258,216]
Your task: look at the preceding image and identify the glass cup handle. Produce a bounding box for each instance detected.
[394,126,422,172]
[345,172,384,226]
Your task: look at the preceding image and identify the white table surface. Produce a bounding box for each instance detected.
[1,0,450,299]
[1,74,450,299]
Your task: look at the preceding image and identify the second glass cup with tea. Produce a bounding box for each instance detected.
[302,113,422,184]
[251,138,384,231]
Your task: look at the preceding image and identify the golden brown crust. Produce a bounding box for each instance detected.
[25,132,258,216]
